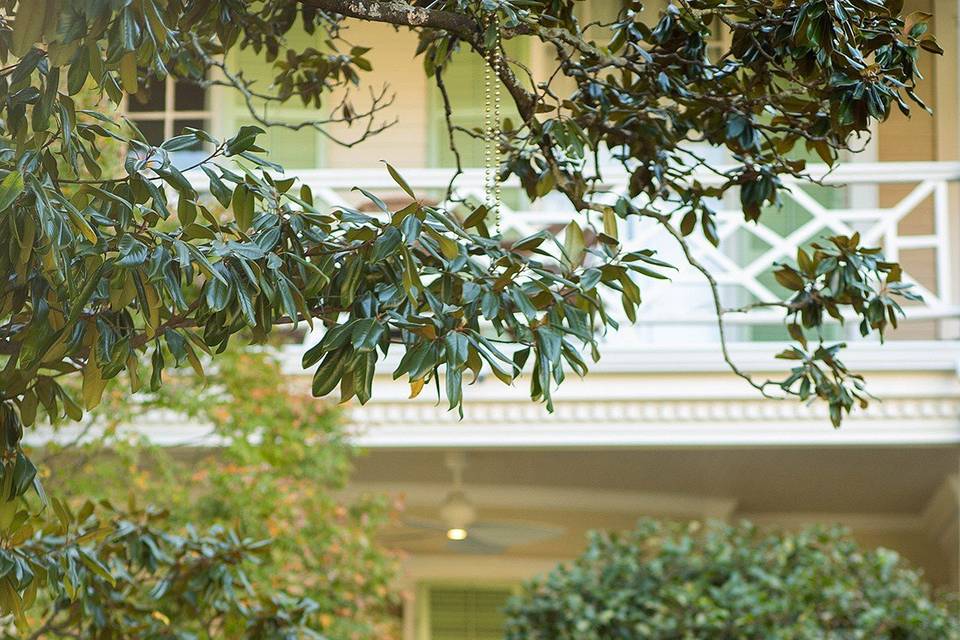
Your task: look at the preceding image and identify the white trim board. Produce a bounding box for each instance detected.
[27,382,960,450]
[349,416,960,449]
[283,341,960,377]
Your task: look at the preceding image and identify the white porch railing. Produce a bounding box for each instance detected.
[188,161,960,345]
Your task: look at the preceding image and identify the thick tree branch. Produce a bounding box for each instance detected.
[300,0,538,116]
[298,0,478,35]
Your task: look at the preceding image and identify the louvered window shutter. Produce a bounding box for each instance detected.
[427,586,513,640]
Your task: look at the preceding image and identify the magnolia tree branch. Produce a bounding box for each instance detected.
[653,213,781,399]
[434,69,465,203]
[301,0,539,112]
[299,0,479,34]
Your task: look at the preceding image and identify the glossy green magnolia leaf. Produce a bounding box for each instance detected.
[232,183,255,230]
[0,171,25,212]
[351,318,385,353]
[562,222,585,269]
[226,125,266,156]
[11,2,46,57]
[312,349,347,397]
[384,162,416,199]
[119,52,138,94]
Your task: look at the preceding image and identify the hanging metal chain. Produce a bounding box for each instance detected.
[483,10,502,234]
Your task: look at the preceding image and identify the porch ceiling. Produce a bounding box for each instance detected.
[354,446,960,585]
[352,446,958,515]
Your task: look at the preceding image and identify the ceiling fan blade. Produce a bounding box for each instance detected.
[468,521,566,547]
[446,537,504,555]
[401,515,448,531]
[378,530,440,544]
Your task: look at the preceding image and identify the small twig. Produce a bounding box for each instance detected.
[653,212,784,399]
[434,67,465,204]
[192,36,398,148]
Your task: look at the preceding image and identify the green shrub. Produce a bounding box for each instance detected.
[505,520,959,639]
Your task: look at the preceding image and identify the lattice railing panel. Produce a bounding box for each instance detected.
[188,162,960,345]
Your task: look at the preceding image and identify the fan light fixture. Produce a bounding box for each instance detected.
[389,452,567,554]
[440,454,477,541]
[446,528,468,541]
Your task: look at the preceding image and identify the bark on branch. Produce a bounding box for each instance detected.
[299,0,479,36]
[300,0,539,118]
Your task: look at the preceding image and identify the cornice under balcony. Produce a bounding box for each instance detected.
[345,394,960,449]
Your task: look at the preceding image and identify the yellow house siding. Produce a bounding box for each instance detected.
[876,0,938,166]
[324,24,429,169]
[876,0,942,339]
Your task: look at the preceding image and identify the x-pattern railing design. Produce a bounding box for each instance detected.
[593,166,955,325]
[188,162,960,341]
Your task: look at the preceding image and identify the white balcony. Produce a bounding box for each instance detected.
[260,161,960,346]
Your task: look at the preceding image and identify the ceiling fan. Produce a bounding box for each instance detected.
[385,452,565,555]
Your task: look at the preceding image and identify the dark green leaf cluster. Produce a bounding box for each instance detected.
[0,2,679,443]
[3,495,329,637]
[775,234,921,340]
[494,0,934,208]
[421,0,936,422]
[771,234,921,425]
[505,519,960,640]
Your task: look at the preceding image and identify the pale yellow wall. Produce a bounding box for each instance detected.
[876,2,939,166]
[323,24,429,169]
[877,0,958,163]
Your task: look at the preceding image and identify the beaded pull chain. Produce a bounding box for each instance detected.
[483,10,502,234]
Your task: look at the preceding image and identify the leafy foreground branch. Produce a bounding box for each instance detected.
[3,497,328,638]
[15,499,321,638]
[0,0,945,623]
[0,445,324,637]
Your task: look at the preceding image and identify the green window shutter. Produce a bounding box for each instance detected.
[428,43,526,168]
[223,30,325,169]
[428,586,512,640]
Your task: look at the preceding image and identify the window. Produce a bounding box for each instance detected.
[426,44,530,216]
[420,585,514,640]
[125,77,211,169]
